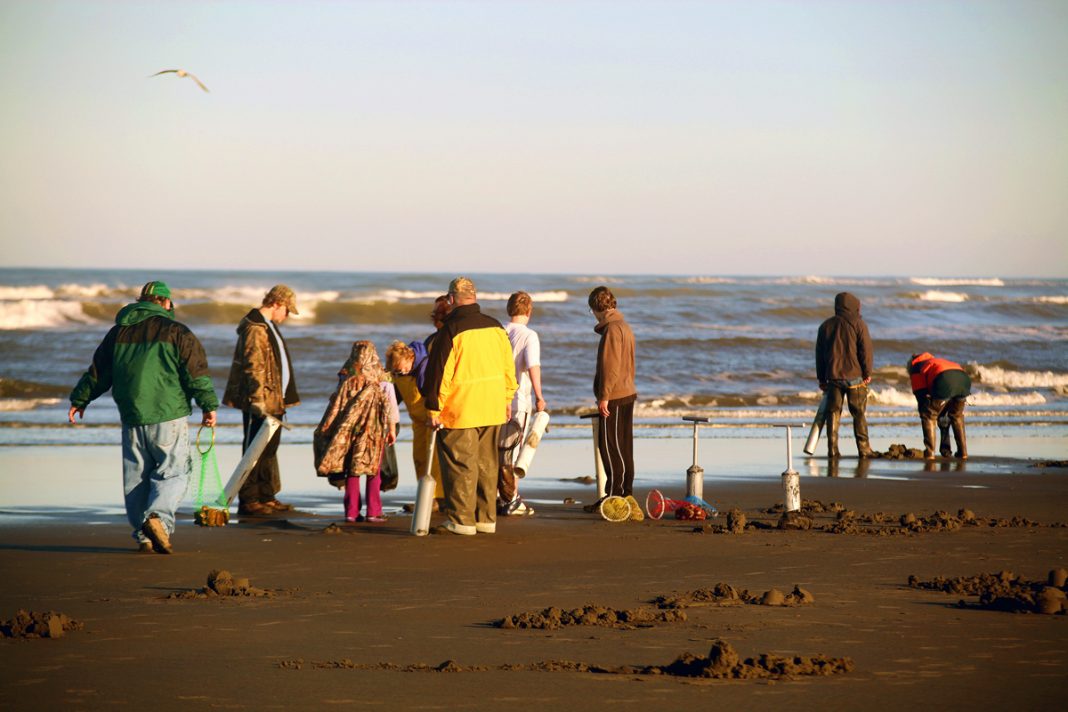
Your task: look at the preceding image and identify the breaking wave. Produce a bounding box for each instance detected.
[1034,296,1068,305]
[0,300,100,329]
[913,290,969,303]
[910,277,1004,287]
[971,363,1068,389]
[869,386,1047,407]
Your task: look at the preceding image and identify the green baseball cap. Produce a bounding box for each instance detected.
[139,281,172,300]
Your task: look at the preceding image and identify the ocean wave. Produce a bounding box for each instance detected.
[763,276,883,286]
[1034,296,1068,305]
[0,285,55,300]
[0,300,100,329]
[869,386,1047,407]
[910,277,1004,287]
[0,378,71,399]
[971,363,1068,389]
[676,277,738,285]
[0,397,62,411]
[913,290,969,303]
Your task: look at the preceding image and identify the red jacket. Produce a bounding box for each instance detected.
[908,353,964,394]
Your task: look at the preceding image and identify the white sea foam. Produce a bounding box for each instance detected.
[55,282,121,298]
[915,290,969,303]
[678,277,738,285]
[1034,296,1068,305]
[0,397,61,411]
[0,285,54,300]
[971,363,1068,388]
[967,391,1047,406]
[870,386,1048,407]
[0,300,99,329]
[911,277,1004,287]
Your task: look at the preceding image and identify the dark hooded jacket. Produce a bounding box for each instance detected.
[69,300,218,425]
[815,292,873,385]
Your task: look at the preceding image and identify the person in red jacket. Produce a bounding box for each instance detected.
[907,353,971,459]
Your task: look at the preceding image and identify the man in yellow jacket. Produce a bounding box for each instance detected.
[421,277,518,535]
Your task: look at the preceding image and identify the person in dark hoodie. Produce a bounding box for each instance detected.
[815,292,875,458]
[68,281,218,554]
[223,285,301,515]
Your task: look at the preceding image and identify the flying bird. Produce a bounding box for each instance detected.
[150,69,210,93]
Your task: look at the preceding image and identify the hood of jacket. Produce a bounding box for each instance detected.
[594,309,625,335]
[236,308,269,336]
[834,292,862,323]
[115,300,173,326]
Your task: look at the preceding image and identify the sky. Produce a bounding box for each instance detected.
[0,0,1066,277]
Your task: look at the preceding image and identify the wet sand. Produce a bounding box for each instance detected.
[1,454,1066,710]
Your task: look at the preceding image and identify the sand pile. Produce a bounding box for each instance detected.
[277,639,853,680]
[870,443,926,459]
[1,610,84,639]
[909,569,1068,614]
[495,604,686,630]
[652,584,814,609]
[166,570,282,599]
[717,501,1057,535]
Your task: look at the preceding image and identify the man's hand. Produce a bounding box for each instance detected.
[598,399,610,418]
[202,410,217,427]
[427,413,441,429]
[505,403,512,422]
[818,382,827,392]
[535,396,546,412]
[67,405,85,424]
[249,401,267,419]
[862,377,871,385]
[386,430,397,445]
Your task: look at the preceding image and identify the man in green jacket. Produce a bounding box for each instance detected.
[69,281,218,554]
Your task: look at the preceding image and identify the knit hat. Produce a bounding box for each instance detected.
[263,284,299,315]
[139,281,171,300]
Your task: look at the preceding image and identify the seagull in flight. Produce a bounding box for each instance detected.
[150,69,210,93]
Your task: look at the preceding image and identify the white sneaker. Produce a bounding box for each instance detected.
[475,521,496,534]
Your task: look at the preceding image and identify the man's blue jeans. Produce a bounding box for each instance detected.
[122,417,191,542]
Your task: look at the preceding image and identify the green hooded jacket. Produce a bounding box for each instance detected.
[70,301,219,426]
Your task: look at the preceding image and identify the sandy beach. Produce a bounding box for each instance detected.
[2,442,1066,710]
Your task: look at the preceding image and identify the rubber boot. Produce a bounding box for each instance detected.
[826,411,841,459]
[853,417,874,458]
[952,420,967,460]
[937,414,952,457]
[921,418,938,460]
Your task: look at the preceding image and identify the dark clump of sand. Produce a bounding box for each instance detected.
[495,604,686,630]
[1031,460,1068,468]
[166,570,287,600]
[870,443,926,460]
[652,583,815,609]
[908,568,1068,615]
[713,501,1059,536]
[277,639,853,680]
[627,639,853,679]
[1,610,84,639]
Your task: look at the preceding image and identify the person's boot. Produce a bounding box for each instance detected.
[826,411,841,459]
[921,418,938,460]
[937,414,952,457]
[952,420,968,459]
[853,417,874,458]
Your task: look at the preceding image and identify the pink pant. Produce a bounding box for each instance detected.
[344,474,382,520]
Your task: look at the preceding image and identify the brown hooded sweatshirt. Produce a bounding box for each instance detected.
[593,309,636,403]
[815,292,873,385]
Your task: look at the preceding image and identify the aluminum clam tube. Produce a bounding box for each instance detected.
[580,413,607,498]
[778,424,802,512]
[410,428,439,536]
[223,415,283,504]
[683,416,709,500]
[803,390,830,455]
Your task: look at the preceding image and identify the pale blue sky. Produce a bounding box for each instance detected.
[1,0,1065,276]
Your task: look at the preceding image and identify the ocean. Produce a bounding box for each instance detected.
[1,268,1066,451]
